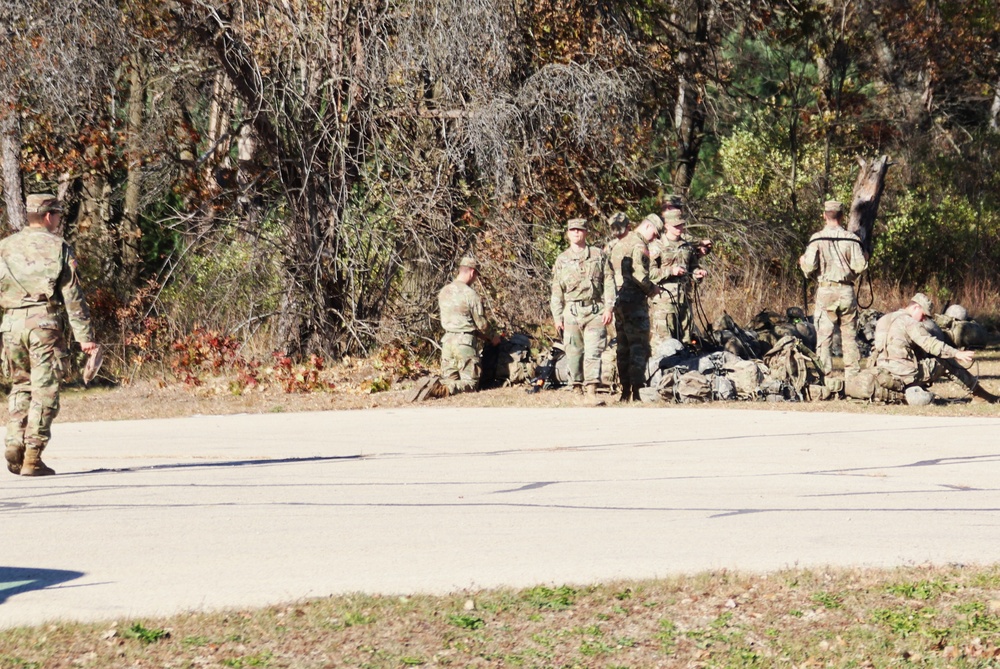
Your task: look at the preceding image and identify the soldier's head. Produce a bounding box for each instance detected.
[457,256,480,284]
[661,209,686,241]
[566,218,588,245]
[25,193,63,230]
[637,213,663,242]
[907,292,934,321]
[606,211,629,239]
[823,199,844,225]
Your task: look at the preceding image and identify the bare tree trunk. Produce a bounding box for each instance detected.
[122,58,146,281]
[848,155,891,257]
[0,105,26,231]
[670,1,711,197]
[991,81,1000,132]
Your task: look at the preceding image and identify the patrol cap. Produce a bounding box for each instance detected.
[824,199,844,214]
[566,218,588,231]
[25,193,63,214]
[910,292,934,315]
[458,256,479,270]
[662,209,685,226]
[640,213,664,234]
[607,211,629,231]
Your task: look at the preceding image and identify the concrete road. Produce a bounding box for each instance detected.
[2,406,999,628]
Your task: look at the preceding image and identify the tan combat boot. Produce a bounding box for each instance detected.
[585,384,605,406]
[21,447,55,477]
[5,443,24,475]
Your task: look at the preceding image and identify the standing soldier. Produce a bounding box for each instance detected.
[609,213,663,401]
[1,194,98,476]
[648,207,710,350]
[550,218,614,405]
[407,256,500,401]
[799,200,868,380]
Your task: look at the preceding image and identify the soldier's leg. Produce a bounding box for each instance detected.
[3,331,31,474]
[814,311,836,375]
[614,307,630,393]
[648,301,668,354]
[624,304,652,390]
[580,309,607,386]
[441,335,479,395]
[562,307,585,388]
[24,328,64,452]
[677,296,694,345]
[440,334,461,381]
[838,295,861,379]
[938,358,1000,402]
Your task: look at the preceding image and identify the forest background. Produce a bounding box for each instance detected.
[1,0,999,383]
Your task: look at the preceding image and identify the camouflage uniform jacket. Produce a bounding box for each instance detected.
[609,231,656,305]
[649,237,698,302]
[799,225,867,284]
[438,280,492,338]
[0,226,94,343]
[872,309,959,378]
[549,245,614,322]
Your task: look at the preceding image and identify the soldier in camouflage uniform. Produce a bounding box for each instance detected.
[799,200,868,380]
[609,213,663,401]
[550,218,614,405]
[648,208,711,350]
[408,256,499,401]
[1,194,98,476]
[859,293,997,403]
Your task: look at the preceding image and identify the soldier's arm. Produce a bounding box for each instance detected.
[906,319,958,359]
[799,239,819,278]
[848,239,869,275]
[631,244,657,296]
[601,250,615,312]
[58,244,96,345]
[549,259,565,325]
[469,292,495,343]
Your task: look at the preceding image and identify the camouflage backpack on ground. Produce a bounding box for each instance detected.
[656,368,712,403]
[933,313,989,350]
[723,359,770,400]
[761,335,828,401]
[494,333,534,385]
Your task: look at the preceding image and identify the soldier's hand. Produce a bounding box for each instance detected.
[699,239,713,255]
[693,268,707,280]
[672,266,686,277]
[554,320,564,333]
[491,335,501,346]
[601,309,613,326]
[955,350,974,365]
[80,342,98,354]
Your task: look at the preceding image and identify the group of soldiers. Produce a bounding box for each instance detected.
[411,197,998,406]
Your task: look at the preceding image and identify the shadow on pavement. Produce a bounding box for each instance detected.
[0,567,84,605]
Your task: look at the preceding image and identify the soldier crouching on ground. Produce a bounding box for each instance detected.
[550,218,614,406]
[609,213,663,402]
[407,256,500,402]
[1,194,98,476]
[845,292,999,405]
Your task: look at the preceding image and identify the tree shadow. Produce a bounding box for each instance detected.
[0,567,84,605]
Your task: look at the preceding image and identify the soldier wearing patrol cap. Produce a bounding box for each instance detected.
[648,206,711,349]
[799,199,868,380]
[609,213,663,401]
[408,255,500,401]
[1,194,98,476]
[550,218,614,404]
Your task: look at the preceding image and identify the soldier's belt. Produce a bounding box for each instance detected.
[818,280,852,287]
[4,303,58,315]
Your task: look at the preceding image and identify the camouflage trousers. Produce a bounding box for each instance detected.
[614,299,651,387]
[2,325,65,452]
[814,284,860,377]
[440,332,480,395]
[649,290,692,350]
[560,302,607,387]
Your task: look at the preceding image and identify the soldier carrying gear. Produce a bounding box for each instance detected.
[799,200,868,381]
[648,207,711,350]
[1,194,99,476]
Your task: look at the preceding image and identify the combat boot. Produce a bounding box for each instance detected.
[5,443,24,475]
[618,383,632,403]
[971,385,1000,404]
[630,384,642,402]
[20,448,55,477]
[585,384,605,407]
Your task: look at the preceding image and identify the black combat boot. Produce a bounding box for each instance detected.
[618,383,632,403]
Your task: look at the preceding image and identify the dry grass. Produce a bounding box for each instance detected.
[55,346,1000,424]
[4,566,1000,668]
